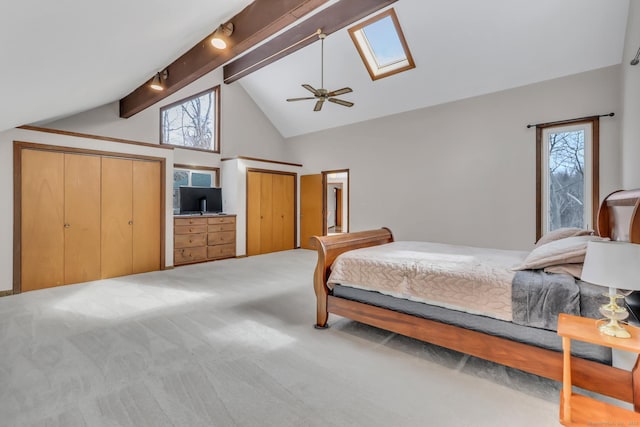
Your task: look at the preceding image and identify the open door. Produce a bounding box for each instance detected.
[300,174,324,249]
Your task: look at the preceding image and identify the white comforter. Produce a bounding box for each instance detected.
[327,241,529,321]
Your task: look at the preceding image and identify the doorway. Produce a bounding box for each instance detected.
[324,170,349,235]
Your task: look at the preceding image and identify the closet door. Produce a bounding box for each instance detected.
[272,173,295,252]
[64,154,101,284]
[132,160,161,273]
[21,149,65,291]
[246,171,262,256]
[259,172,274,254]
[101,157,133,278]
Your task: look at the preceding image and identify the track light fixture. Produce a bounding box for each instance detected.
[211,22,234,49]
[150,69,169,91]
[631,46,640,66]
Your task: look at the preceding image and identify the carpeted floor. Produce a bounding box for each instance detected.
[0,249,563,426]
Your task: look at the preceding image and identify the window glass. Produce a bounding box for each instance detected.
[161,86,219,152]
[348,9,415,80]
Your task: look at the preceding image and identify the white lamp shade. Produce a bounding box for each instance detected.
[582,241,640,291]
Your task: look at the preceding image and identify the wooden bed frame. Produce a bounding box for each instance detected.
[311,189,640,409]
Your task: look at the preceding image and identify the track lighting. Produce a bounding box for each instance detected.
[211,22,234,49]
[150,69,168,91]
[631,47,640,66]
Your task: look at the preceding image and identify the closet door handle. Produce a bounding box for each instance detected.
[128,220,134,225]
[64,223,70,228]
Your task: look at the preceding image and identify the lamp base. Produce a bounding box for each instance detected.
[597,293,631,338]
[598,318,631,338]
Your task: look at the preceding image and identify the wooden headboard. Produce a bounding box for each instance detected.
[597,189,640,243]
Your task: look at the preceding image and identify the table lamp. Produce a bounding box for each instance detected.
[581,240,640,338]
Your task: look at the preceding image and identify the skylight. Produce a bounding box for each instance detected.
[348,9,415,80]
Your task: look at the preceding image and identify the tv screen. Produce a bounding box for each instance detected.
[179,186,223,214]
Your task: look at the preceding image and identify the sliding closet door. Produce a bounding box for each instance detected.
[246,171,263,256]
[64,154,101,284]
[21,149,65,291]
[132,160,161,274]
[246,170,296,256]
[101,157,133,278]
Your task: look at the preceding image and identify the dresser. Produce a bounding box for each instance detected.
[174,214,236,266]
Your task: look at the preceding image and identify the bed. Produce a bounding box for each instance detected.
[311,188,640,409]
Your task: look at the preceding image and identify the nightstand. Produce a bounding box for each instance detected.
[558,313,640,425]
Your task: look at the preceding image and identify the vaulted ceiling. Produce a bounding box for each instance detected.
[0,0,630,137]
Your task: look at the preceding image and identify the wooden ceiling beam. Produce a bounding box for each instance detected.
[223,0,398,84]
[119,0,328,118]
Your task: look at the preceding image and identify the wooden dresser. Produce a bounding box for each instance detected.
[174,214,236,266]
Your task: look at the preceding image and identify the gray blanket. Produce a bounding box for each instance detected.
[512,270,581,331]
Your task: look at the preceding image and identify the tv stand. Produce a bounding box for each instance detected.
[174,214,236,265]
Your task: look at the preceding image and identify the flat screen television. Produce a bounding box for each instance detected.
[179,186,223,214]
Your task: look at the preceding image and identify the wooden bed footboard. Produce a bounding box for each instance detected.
[310,228,394,328]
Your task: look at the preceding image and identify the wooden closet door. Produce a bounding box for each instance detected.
[64,154,101,284]
[260,172,274,254]
[101,157,133,278]
[272,173,295,252]
[132,160,161,274]
[246,171,262,256]
[21,149,65,291]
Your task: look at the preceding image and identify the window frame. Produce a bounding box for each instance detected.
[536,117,600,241]
[348,8,415,81]
[173,164,220,214]
[160,85,220,153]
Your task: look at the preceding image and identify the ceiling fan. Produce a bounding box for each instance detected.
[286,30,354,112]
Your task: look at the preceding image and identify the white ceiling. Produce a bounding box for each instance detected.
[0,0,630,137]
[239,0,630,138]
[0,0,253,132]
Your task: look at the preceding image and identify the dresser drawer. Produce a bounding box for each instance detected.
[175,217,207,226]
[208,231,235,245]
[174,233,206,249]
[175,225,207,235]
[207,244,235,259]
[207,223,235,233]
[174,246,207,264]
[207,216,235,225]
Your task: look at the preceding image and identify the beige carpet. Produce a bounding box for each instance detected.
[0,249,561,426]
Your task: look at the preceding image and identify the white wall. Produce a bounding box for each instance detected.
[221,158,302,256]
[46,67,289,162]
[287,66,622,251]
[0,127,176,292]
[622,1,640,188]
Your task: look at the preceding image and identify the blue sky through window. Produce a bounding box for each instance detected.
[361,15,406,67]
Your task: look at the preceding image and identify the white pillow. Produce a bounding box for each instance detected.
[514,235,607,271]
[535,227,593,247]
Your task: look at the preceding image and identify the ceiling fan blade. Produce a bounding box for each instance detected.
[302,84,320,96]
[327,87,352,97]
[328,98,354,108]
[286,97,316,102]
[314,99,324,112]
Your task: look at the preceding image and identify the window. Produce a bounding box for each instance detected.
[348,8,415,81]
[173,165,220,213]
[536,118,599,240]
[161,86,220,152]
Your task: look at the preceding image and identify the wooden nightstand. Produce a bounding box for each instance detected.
[558,313,640,425]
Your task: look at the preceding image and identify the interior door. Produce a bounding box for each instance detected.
[101,157,133,278]
[132,160,161,274]
[259,172,274,254]
[64,153,101,284]
[335,188,343,228]
[21,149,65,291]
[300,174,324,249]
